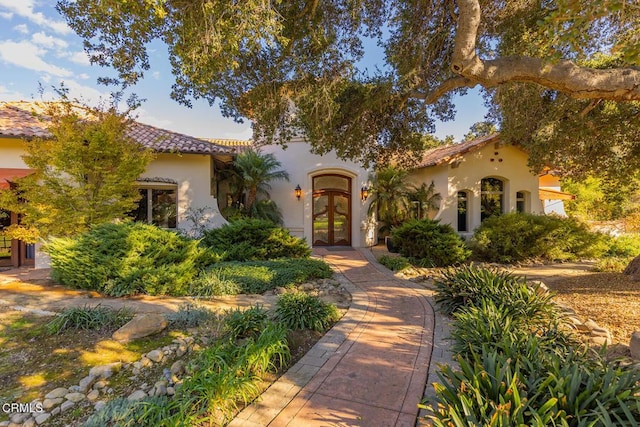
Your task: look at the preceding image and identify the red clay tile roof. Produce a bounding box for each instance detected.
[201,138,254,153]
[417,133,500,168]
[0,101,236,155]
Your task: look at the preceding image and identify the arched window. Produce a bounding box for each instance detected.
[516,191,530,213]
[481,177,504,222]
[457,191,469,232]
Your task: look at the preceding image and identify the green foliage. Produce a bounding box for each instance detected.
[200,218,310,261]
[405,181,441,220]
[190,270,242,297]
[390,219,471,267]
[224,305,270,339]
[434,265,556,317]
[0,99,153,240]
[377,255,412,272]
[604,234,640,258]
[563,176,640,221]
[462,121,498,141]
[46,304,133,335]
[470,212,606,263]
[83,396,174,427]
[275,292,340,332]
[167,303,217,329]
[368,165,411,232]
[427,265,640,425]
[199,258,333,295]
[46,222,216,297]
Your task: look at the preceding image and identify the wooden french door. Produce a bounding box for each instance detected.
[0,210,34,268]
[312,174,351,246]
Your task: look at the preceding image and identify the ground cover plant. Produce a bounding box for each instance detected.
[377,255,412,272]
[275,292,340,332]
[46,222,216,297]
[200,218,311,261]
[425,266,640,425]
[46,304,133,335]
[193,258,333,296]
[390,219,470,267]
[470,212,605,263]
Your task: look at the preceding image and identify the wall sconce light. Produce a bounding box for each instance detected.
[295,184,302,200]
[360,185,369,201]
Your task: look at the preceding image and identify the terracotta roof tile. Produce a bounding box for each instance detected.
[417,133,500,168]
[0,101,235,155]
[201,138,254,153]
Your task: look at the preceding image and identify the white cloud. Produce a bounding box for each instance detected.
[135,108,174,129]
[13,23,28,34]
[0,84,27,101]
[68,51,90,66]
[0,40,72,77]
[0,11,13,19]
[152,71,161,80]
[41,74,52,83]
[51,79,111,106]
[78,73,90,80]
[31,32,68,49]
[0,0,71,34]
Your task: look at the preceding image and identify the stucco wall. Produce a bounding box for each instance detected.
[0,138,29,168]
[408,142,543,236]
[261,139,375,247]
[142,153,227,232]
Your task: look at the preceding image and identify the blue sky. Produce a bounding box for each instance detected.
[0,1,487,142]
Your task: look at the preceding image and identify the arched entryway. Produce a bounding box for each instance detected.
[312,174,351,246]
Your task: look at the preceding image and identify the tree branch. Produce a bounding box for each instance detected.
[446,0,640,101]
[415,75,476,103]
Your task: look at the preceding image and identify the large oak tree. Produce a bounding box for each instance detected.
[58,0,640,172]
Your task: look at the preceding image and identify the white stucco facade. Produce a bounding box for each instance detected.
[408,140,544,238]
[261,138,376,248]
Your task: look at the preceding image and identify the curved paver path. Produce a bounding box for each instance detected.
[231,248,437,427]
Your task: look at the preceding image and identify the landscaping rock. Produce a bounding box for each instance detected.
[65,392,85,403]
[94,401,107,412]
[59,401,75,413]
[0,421,8,427]
[127,390,147,401]
[147,349,164,363]
[87,390,100,401]
[23,418,35,427]
[623,254,640,280]
[112,313,168,342]
[176,344,188,358]
[583,318,599,330]
[78,375,98,393]
[166,386,176,396]
[42,398,63,410]
[140,356,153,368]
[590,335,612,346]
[44,387,68,399]
[34,413,50,425]
[9,413,30,424]
[89,362,122,379]
[93,380,107,390]
[51,407,61,416]
[630,331,640,360]
[170,360,185,376]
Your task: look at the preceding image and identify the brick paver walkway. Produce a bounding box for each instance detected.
[230,248,437,427]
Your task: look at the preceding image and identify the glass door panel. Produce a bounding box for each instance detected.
[333,195,349,245]
[313,195,330,245]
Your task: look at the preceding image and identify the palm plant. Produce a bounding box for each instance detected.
[368,165,411,234]
[407,181,441,220]
[233,149,289,221]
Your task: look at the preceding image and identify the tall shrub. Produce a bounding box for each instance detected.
[390,219,470,267]
[470,212,606,263]
[200,218,310,261]
[46,222,215,296]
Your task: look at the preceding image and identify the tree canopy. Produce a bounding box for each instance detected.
[0,101,153,240]
[58,0,640,172]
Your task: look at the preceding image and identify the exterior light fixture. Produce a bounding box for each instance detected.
[360,185,369,201]
[295,184,302,200]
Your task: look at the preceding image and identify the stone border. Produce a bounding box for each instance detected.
[228,270,365,426]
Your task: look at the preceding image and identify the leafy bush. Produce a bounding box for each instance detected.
[603,233,640,258]
[378,255,412,271]
[190,270,242,297]
[593,256,629,272]
[200,218,310,261]
[434,265,556,317]
[470,212,606,263]
[225,305,270,339]
[197,258,333,294]
[167,303,217,329]
[46,222,217,297]
[47,304,133,335]
[275,292,340,332]
[390,219,470,267]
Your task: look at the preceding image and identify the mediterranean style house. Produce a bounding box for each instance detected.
[0,101,571,268]
[407,133,574,238]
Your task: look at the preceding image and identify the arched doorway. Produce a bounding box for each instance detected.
[312,174,351,246]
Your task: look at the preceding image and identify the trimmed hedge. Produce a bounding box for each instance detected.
[390,219,470,267]
[200,218,310,261]
[46,222,217,296]
[470,212,606,263]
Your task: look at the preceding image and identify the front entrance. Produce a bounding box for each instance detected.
[312,174,351,246]
[0,209,35,268]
